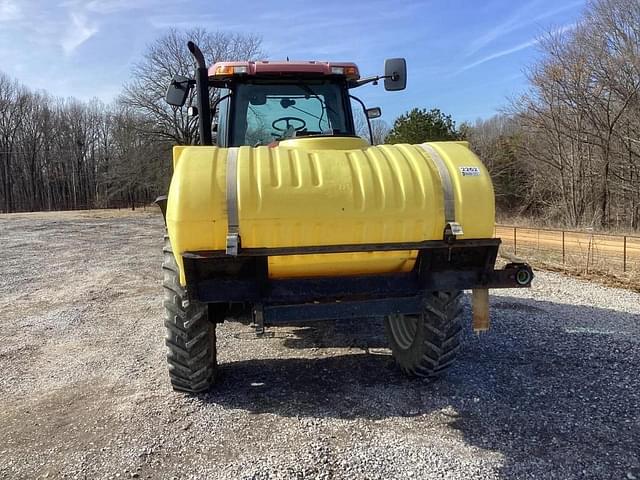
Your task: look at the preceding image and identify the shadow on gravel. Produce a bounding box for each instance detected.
[280,317,388,350]
[202,296,640,479]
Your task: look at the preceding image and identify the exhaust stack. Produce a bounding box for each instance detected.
[188,41,213,146]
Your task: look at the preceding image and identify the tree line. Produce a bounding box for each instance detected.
[0,79,169,212]
[466,0,640,230]
[0,30,262,213]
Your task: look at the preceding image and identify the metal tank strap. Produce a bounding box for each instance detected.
[225,147,241,255]
[418,143,463,237]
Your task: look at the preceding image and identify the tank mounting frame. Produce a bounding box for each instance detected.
[181,238,533,324]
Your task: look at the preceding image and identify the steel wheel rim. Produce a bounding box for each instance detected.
[388,314,419,350]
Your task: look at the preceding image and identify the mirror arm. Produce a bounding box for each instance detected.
[211,92,232,113]
[169,78,195,89]
[350,74,397,89]
[351,75,381,88]
[349,95,374,144]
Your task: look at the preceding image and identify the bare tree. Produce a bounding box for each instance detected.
[479,0,640,230]
[120,29,263,145]
[0,74,29,212]
[354,110,390,145]
[105,106,170,209]
[0,71,172,213]
[0,29,264,213]
[465,115,537,216]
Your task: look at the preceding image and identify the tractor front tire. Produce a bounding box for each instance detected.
[384,291,463,379]
[163,237,217,393]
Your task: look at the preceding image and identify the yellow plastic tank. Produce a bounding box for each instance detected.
[166,137,495,285]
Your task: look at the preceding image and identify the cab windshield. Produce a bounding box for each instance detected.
[230,82,351,146]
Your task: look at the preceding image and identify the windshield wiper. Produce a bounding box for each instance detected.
[292,82,340,129]
[289,104,322,120]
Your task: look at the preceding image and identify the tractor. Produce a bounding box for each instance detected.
[157,41,533,393]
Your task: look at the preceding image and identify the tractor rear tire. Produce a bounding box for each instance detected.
[384,291,463,379]
[163,236,217,393]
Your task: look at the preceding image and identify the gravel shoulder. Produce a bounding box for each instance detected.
[0,209,638,479]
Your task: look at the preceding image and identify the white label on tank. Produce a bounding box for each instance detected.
[459,166,481,177]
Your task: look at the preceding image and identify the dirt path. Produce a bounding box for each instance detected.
[1,210,639,479]
[495,225,640,261]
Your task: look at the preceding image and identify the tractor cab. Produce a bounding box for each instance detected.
[165,42,407,147]
[214,64,355,147]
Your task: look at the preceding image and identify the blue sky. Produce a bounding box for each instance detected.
[0,0,585,123]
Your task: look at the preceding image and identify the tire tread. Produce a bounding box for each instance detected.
[162,236,217,393]
[385,290,463,380]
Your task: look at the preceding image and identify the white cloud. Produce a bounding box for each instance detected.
[0,0,20,22]
[467,1,537,56]
[61,12,98,55]
[467,0,583,56]
[80,0,188,14]
[85,0,133,14]
[459,23,576,73]
[147,13,233,30]
[461,38,539,72]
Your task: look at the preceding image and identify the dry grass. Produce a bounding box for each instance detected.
[495,223,640,292]
[501,249,640,293]
[496,214,640,237]
[0,206,160,220]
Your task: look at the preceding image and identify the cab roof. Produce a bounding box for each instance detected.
[208,60,360,80]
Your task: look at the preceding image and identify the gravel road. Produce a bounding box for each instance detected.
[1,210,638,480]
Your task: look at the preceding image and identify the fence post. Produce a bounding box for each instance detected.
[623,236,627,273]
[514,227,517,255]
[562,230,565,265]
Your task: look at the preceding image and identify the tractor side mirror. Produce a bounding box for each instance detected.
[366,107,382,119]
[383,58,407,91]
[165,75,191,107]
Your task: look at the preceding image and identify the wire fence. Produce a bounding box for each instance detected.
[495,225,640,278]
